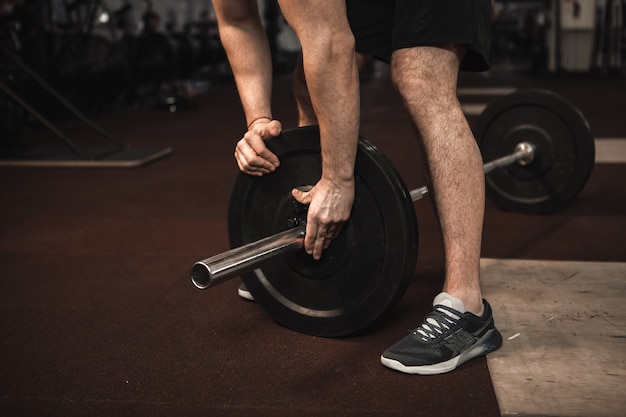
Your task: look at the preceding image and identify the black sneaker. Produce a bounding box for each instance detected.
[238,283,255,301]
[380,292,502,375]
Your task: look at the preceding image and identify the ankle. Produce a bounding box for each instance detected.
[468,300,485,317]
[443,289,483,316]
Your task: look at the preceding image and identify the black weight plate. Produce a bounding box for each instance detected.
[474,89,595,213]
[228,126,418,337]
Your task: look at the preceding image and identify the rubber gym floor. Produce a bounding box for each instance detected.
[1,67,624,416]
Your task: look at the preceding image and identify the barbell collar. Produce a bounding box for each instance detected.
[410,186,428,202]
[191,225,305,289]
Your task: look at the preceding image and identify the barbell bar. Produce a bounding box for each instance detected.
[191,140,535,290]
[409,141,535,202]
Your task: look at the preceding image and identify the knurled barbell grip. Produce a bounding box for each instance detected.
[191,225,306,289]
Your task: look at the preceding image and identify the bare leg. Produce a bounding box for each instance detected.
[292,53,318,126]
[391,45,484,315]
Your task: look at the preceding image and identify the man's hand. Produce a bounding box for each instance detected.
[234,118,282,176]
[291,177,355,260]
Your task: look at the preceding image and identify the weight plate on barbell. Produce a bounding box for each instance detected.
[228,126,419,337]
[474,89,595,214]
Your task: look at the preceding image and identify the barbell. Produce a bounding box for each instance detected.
[191,89,595,337]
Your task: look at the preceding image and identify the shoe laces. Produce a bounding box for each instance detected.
[413,305,462,342]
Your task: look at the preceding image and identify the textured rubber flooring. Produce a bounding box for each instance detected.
[1,69,624,416]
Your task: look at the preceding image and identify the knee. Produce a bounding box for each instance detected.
[391,65,437,114]
[391,63,459,118]
[325,30,356,63]
[392,49,462,102]
[301,25,354,60]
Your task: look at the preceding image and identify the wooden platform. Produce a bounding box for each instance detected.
[482,258,626,417]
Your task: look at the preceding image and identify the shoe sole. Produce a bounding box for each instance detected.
[237,287,255,301]
[380,328,503,375]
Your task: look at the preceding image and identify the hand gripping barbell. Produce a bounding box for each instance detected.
[191,89,595,337]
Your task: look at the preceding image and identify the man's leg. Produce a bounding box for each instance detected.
[391,45,484,315]
[292,53,317,126]
[380,46,501,375]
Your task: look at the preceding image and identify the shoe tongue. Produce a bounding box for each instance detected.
[433,292,466,314]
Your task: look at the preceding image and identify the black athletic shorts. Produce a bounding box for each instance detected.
[345,0,492,72]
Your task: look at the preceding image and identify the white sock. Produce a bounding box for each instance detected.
[433,292,466,314]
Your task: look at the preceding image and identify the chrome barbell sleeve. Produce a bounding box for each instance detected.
[191,225,305,289]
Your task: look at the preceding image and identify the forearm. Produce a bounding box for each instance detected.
[304,37,360,183]
[294,52,372,130]
[213,0,273,125]
[279,0,359,183]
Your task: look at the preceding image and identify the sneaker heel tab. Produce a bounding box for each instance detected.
[433,292,465,313]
